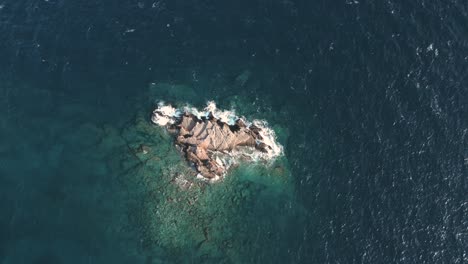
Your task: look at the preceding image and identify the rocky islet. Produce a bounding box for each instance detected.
[152,102,281,179]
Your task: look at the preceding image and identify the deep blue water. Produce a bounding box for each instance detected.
[1,1,467,263]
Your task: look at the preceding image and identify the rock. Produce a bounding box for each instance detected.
[255,142,270,153]
[235,118,246,128]
[155,112,270,179]
[137,144,151,154]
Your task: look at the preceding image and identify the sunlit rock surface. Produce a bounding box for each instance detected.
[152,102,282,179]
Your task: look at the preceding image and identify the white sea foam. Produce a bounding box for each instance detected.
[253,120,283,158]
[179,100,239,125]
[204,100,238,125]
[152,101,283,180]
[151,102,182,126]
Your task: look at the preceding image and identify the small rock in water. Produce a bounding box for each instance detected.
[138,144,150,154]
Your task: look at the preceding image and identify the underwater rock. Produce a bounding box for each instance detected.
[152,102,282,180]
[235,70,251,87]
[137,144,151,155]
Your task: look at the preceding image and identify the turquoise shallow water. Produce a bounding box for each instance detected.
[0,76,306,263]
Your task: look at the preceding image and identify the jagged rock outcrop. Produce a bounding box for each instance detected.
[163,112,271,179]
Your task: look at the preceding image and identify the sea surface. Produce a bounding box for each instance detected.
[0,1,467,263]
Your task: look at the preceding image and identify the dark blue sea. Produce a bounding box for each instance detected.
[0,1,467,263]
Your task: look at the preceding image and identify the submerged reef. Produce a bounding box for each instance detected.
[73,81,305,263]
[119,105,301,262]
[152,102,283,180]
